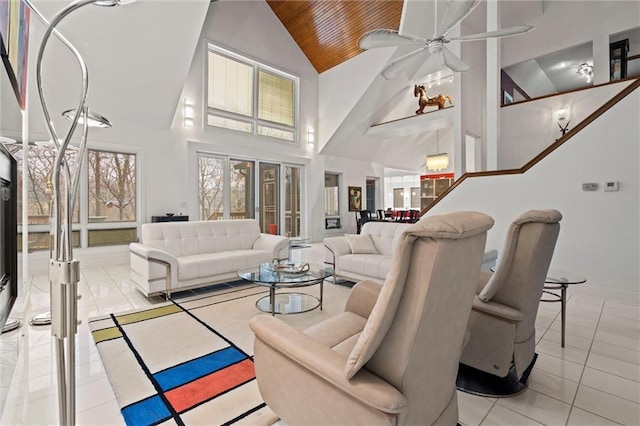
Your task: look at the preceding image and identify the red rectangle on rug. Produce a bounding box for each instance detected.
[165,358,256,413]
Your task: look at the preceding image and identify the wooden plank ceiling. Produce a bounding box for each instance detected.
[266,0,404,74]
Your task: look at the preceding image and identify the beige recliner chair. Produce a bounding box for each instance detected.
[249,211,494,425]
[457,209,562,397]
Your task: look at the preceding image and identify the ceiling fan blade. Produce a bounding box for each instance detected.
[449,24,535,42]
[435,0,481,38]
[411,51,449,80]
[381,47,430,80]
[359,29,425,50]
[441,46,471,72]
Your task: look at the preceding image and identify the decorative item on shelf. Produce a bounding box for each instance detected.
[555,108,571,139]
[414,85,452,114]
[577,63,593,83]
[426,130,449,171]
[325,217,341,230]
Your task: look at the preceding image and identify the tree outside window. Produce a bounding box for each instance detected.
[87,150,136,222]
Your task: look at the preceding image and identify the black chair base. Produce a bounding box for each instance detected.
[456,353,537,398]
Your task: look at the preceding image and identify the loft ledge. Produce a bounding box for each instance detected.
[366,106,454,139]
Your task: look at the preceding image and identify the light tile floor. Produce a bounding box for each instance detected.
[0,243,638,425]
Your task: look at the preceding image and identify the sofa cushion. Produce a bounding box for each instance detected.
[177,249,272,281]
[141,219,262,257]
[339,254,394,281]
[360,222,410,256]
[345,234,379,254]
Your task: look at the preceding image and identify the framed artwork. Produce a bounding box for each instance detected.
[348,186,362,212]
[610,39,628,81]
[325,217,341,229]
[0,0,30,110]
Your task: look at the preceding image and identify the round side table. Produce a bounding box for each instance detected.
[541,269,587,347]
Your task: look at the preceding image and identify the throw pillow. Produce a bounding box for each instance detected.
[345,234,379,254]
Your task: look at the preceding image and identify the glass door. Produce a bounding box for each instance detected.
[229,159,255,219]
[259,163,280,234]
[284,165,301,237]
[366,178,376,212]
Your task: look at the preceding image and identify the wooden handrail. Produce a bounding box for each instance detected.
[420,77,640,216]
[501,75,639,108]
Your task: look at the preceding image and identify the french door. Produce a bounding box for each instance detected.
[259,163,279,234]
[198,153,303,236]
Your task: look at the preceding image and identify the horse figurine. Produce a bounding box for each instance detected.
[414,85,453,114]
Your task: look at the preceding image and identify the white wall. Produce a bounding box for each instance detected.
[0,0,389,277]
[499,79,634,169]
[177,1,385,242]
[384,174,421,210]
[429,89,640,296]
[458,0,639,173]
[501,1,640,85]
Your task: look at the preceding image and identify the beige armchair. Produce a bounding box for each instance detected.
[457,209,562,397]
[249,211,494,425]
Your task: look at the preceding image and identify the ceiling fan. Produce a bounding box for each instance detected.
[358,0,534,80]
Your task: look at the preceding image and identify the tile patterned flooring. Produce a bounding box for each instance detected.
[0,243,638,425]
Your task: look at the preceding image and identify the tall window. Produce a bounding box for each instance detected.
[198,155,224,220]
[87,150,136,223]
[207,45,297,143]
[198,154,255,221]
[324,173,340,216]
[3,143,138,250]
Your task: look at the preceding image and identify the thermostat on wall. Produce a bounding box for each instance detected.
[604,181,619,191]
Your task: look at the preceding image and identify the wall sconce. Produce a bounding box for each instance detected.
[184,99,194,128]
[307,128,314,149]
[555,108,571,138]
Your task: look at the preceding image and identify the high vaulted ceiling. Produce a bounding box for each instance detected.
[266,0,404,73]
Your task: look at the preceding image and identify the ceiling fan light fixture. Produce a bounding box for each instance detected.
[359,2,534,80]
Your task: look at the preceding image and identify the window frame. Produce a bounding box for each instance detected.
[205,42,299,144]
[12,141,142,251]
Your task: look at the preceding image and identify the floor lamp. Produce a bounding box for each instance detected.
[23,0,132,424]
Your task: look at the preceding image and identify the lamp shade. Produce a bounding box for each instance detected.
[426,153,449,171]
[94,0,136,6]
[62,109,112,128]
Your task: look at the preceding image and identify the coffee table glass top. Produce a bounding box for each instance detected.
[238,262,333,287]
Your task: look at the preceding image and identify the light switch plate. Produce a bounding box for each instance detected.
[582,183,598,191]
[604,181,619,191]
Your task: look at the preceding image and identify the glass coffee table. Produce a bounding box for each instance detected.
[238,262,334,315]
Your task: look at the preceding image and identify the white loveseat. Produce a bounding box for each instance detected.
[324,220,497,285]
[129,219,289,297]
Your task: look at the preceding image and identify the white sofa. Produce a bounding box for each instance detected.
[324,220,497,285]
[129,219,289,297]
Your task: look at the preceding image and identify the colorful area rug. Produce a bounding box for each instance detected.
[89,280,352,425]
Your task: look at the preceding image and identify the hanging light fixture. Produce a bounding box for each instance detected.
[577,62,593,83]
[426,130,449,171]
